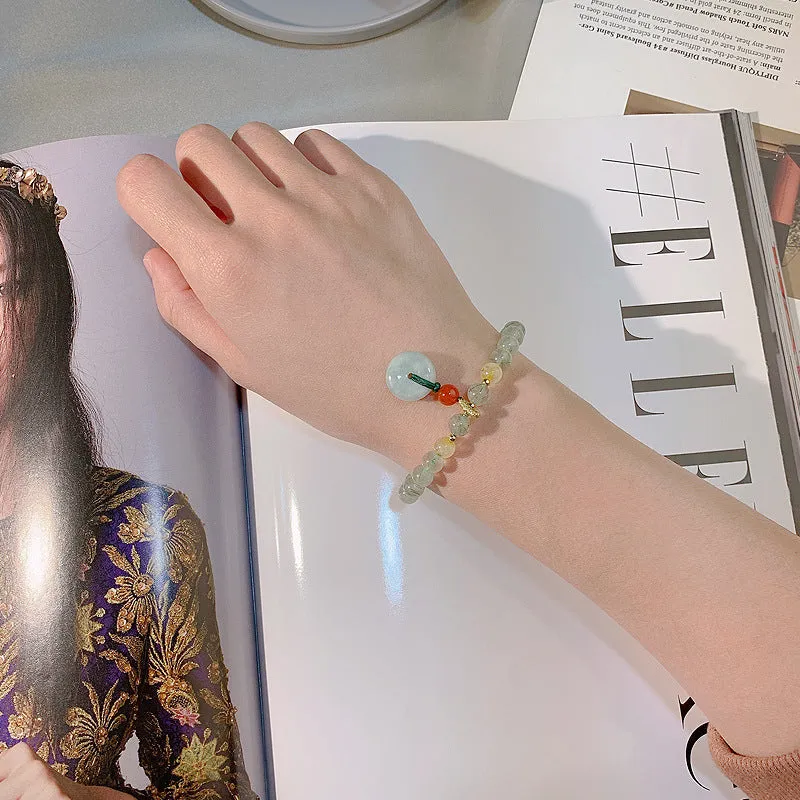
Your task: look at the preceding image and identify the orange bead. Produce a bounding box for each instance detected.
[437,384,460,406]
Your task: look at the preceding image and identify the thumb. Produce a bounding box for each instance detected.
[143,247,248,382]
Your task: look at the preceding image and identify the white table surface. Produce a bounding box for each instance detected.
[0,0,538,151]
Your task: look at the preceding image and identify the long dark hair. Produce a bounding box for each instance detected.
[0,160,98,729]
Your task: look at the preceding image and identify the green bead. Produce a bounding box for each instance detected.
[498,334,520,354]
[412,464,436,487]
[467,382,489,406]
[501,321,526,344]
[449,413,471,437]
[423,451,445,473]
[490,345,513,366]
[399,475,425,504]
[399,484,422,504]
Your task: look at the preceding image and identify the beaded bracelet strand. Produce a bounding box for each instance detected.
[384,321,526,505]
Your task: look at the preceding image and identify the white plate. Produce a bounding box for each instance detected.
[198,0,448,44]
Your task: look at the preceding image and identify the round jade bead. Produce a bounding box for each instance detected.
[467,382,489,406]
[386,351,437,402]
[499,334,520,355]
[501,321,526,343]
[402,474,424,494]
[412,464,436,487]
[399,479,424,504]
[423,451,445,473]
[490,345,513,366]
[449,413,471,437]
[434,437,457,459]
[481,362,503,385]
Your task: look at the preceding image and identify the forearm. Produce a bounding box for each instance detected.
[396,350,800,758]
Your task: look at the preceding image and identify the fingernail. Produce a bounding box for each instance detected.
[143,252,154,276]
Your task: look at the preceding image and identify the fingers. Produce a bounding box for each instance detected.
[293,129,373,177]
[0,743,35,781]
[117,153,225,267]
[1,759,51,800]
[231,122,323,189]
[0,744,56,800]
[176,124,271,222]
[143,248,248,380]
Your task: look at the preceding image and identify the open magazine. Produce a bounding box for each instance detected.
[512,0,800,298]
[2,111,797,800]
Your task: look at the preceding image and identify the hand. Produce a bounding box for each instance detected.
[0,743,128,800]
[116,123,499,462]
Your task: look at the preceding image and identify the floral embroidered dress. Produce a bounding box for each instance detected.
[0,468,258,799]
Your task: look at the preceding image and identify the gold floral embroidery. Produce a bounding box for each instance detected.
[116,497,201,583]
[0,470,256,797]
[75,592,105,664]
[0,615,18,703]
[80,536,97,581]
[0,572,12,620]
[108,631,144,666]
[34,726,70,775]
[61,681,130,783]
[203,560,216,604]
[0,540,14,620]
[148,581,206,715]
[202,634,237,726]
[116,504,161,544]
[199,688,236,729]
[103,544,156,635]
[207,660,223,686]
[99,632,144,695]
[89,468,150,526]
[8,687,43,740]
[173,729,229,785]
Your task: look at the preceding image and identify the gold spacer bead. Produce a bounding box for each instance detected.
[458,397,481,418]
[483,378,491,386]
[448,434,457,442]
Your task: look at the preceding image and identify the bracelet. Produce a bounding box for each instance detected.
[385,321,526,504]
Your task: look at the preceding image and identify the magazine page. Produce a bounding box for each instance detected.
[511,0,800,296]
[0,137,266,798]
[246,115,793,799]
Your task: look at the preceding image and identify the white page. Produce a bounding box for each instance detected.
[247,116,793,799]
[511,0,800,297]
[512,0,800,124]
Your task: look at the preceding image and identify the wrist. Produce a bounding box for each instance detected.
[376,320,550,517]
[432,355,553,515]
[373,322,505,468]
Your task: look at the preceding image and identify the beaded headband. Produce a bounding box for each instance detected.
[0,165,67,229]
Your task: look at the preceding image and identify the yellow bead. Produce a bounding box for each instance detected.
[481,362,503,385]
[434,437,457,459]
